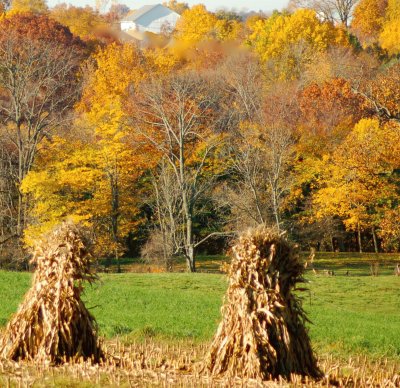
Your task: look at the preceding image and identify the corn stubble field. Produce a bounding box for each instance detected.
[0,252,399,386]
[0,342,399,387]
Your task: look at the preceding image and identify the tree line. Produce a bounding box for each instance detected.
[0,1,399,271]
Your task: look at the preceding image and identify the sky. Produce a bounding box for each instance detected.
[47,0,289,13]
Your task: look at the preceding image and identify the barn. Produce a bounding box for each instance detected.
[120,3,180,35]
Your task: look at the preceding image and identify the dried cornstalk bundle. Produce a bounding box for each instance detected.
[0,222,103,363]
[206,227,322,381]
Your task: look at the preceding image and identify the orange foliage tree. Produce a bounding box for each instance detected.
[356,62,400,122]
[286,78,372,245]
[297,78,369,156]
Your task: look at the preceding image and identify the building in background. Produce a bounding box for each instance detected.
[120,3,180,35]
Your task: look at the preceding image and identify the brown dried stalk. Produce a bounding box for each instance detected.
[0,222,103,363]
[206,226,322,381]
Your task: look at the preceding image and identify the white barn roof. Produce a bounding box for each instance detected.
[121,4,178,27]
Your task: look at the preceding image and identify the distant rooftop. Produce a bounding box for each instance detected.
[121,4,166,22]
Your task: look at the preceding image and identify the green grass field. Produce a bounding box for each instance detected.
[0,253,399,362]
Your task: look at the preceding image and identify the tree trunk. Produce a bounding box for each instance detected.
[249,183,265,224]
[357,222,362,253]
[186,244,195,272]
[338,238,345,252]
[17,137,24,237]
[179,133,196,272]
[372,226,379,253]
[110,163,120,273]
[116,253,121,273]
[17,190,23,237]
[330,235,335,252]
[184,209,196,272]
[271,182,280,231]
[152,175,173,272]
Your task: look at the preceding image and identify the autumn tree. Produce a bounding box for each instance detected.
[0,0,11,13]
[297,78,369,155]
[22,128,145,266]
[168,4,243,71]
[10,0,48,14]
[141,159,184,271]
[275,75,377,249]
[379,0,400,55]
[50,4,107,41]
[78,43,149,262]
[301,46,379,85]
[247,9,348,79]
[104,3,130,23]
[129,71,228,272]
[224,81,298,230]
[288,0,357,27]
[0,13,85,245]
[163,0,188,14]
[215,15,242,41]
[355,62,400,122]
[379,207,400,251]
[174,5,218,44]
[244,13,267,33]
[23,43,148,265]
[213,9,244,41]
[312,118,400,252]
[351,0,388,46]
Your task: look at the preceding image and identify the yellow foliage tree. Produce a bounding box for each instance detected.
[79,42,146,123]
[50,4,106,40]
[23,43,151,261]
[77,43,152,260]
[312,118,400,252]
[169,5,243,69]
[215,18,242,41]
[10,0,47,14]
[22,132,145,262]
[378,0,400,54]
[143,46,181,73]
[174,5,217,43]
[247,9,348,79]
[351,0,388,45]
[21,137,100,247]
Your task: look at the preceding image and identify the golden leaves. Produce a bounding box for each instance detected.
[247,10,349,79]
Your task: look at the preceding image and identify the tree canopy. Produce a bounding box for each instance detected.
[0,4,399,270]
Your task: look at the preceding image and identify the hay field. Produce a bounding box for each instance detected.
[0,254,399,386]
